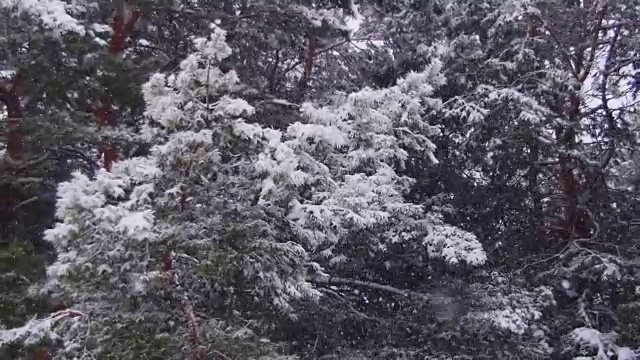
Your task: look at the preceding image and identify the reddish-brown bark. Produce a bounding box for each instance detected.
[162,251,205,360]
[0,72,28,240]
[0,71,28,163]
[95,0,140,171]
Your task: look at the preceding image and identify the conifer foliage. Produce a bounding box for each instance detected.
[1,0,640,359]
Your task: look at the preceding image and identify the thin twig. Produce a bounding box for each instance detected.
[13,195,41,210]
[510,242,573,275]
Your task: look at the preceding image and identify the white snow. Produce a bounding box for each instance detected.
[1,0,85,36]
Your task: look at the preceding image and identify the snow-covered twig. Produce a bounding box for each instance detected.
[311,276,436,302]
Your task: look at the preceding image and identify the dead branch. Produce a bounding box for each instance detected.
[576,4,608,82]
[310,276,434,302]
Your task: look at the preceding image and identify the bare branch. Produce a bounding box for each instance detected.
[319,288,383,322]
[13,195,43,211]
[310,276,433,302]
[9,177,44,184]
[576,4,607,82]
[598,23,622,169]
[531,14,579,79]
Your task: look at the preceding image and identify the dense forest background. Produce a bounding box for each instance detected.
[1,0,640,359]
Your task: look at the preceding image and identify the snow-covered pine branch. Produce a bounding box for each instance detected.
[1,0,86,36]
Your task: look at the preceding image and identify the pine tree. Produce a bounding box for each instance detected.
[1,1,640,359]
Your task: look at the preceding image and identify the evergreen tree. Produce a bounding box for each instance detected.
[1,1,639,359]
